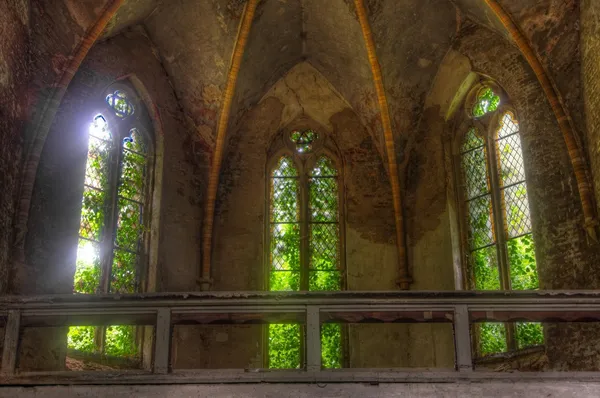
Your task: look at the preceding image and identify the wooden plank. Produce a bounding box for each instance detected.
[453,305,472,372]
[153,308,172,374]
[305,306,321,372]
[1,310,21,375]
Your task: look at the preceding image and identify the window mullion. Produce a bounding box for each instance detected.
[300,171,309,291]
[100,139,124,295]
[487,132,517,352]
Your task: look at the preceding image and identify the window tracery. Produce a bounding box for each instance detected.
[267,131,343,369]
[458,85,542,356]
[68,86,153,359]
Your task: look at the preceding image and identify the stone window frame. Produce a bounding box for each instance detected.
[454,81,541,356]
[263,122,348,368]
[74,82,157,360]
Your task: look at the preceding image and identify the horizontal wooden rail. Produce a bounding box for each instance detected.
[2,291,600,384]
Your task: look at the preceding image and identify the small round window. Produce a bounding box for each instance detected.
[289,129,318,153]
[472,87,500,118]
[106,90,135,118]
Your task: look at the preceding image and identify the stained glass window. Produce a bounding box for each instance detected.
[69,89,152,360]
[268,153,343,369]
[460,102,542,356]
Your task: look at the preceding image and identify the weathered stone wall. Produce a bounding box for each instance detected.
[0,0,29,293]
[582,0,600,228]
[453,22,600,370]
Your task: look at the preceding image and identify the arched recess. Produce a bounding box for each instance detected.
[9,0,126,293]
[16,74,164,296]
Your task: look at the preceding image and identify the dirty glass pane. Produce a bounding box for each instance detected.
[462,145,489,199]
[472,245,500,291]
[467,195,494,250]
[461,127,484,153]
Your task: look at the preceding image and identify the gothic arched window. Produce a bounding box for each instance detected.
[68,86,154,358]
[458,85,542,356]
[267,129,344,369]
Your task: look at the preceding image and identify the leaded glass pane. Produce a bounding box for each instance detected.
[309,271,342,291]
[270,270,300,291]
[89,114,112,141]
[110,249,137,294]
[309,178,338,222]
[462,146,489,199]
[79,187,107,241]
[479,323,507,356]
[502,183,532,238]
[321,324,342,369]
[115,198,143,251]
[124,128,147,154]
[311,156,337,177]
[272,156,298,177]
[472,88,500,118]
[497,133,525,187]
[268,324,301,369]
[119,149,147,202]
[472,245,500,290]
[497,112,519,139]
[85,136,111,189]
[271,178,299,223]
[461,128,484,153]
[507,234,538,290]
[106,90,135,118]
[270,223,300,272]
[467,195,494,250]
[309,224,339,270]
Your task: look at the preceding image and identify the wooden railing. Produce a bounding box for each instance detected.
[2,290,600,384]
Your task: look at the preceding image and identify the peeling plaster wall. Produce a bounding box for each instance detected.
[143,0,242,148]
[19,28,204,370]
[454,22,600,370]
[582,0,600,231]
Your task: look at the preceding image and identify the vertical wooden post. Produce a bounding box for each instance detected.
[1,310,21,375]
[153,308,172,374]
[306,306,321,372]
[454,305,473,372]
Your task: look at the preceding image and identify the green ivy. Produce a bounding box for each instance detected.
[472,88,500,118]
[68,117,147,358]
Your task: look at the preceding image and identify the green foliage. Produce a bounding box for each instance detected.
[268,324,301,369]
[321,324,342,369]
[479,323,507,356]
[516,322,543,349]
[268,155,342,369]
[508,234,538,290]
[68,326,96,352]
[69,116,147,358]
[472,246,501,290]
[290,129,317,153]
[472,88,500,118]
[105,325,138,357]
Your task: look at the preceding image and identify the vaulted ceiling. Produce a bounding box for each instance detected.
[95,0,565,149]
